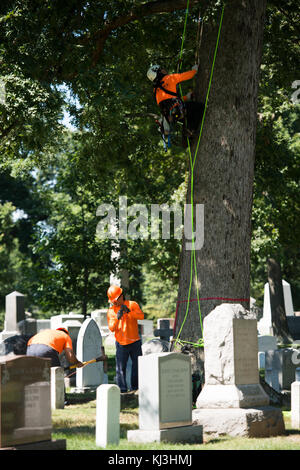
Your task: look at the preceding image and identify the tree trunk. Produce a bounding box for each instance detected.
[82,264,89,319]
[174,1,267,370]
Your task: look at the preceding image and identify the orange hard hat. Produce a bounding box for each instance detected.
[107,285,123,302]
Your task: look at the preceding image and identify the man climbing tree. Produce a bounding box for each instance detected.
[147,63,204,148]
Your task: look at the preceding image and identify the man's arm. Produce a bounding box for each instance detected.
[175,69,197,84]
[128,302,144,320]
[64,348,84,367]
[107,309,119,331]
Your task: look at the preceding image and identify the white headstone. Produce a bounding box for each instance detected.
[5,291,25,331]
[138,352,192,430]
[24,382,52,428]
[51,367,65,410]
[282,280,295,316]
[127,352,203,444]
[91,309,110,337]
[96,384,120,447]
[258,279,295,335]
[291,380,300,429]
[50,312,84,330]
[0,291,25,340]
[36,319,51,333]
[76,318,104,389]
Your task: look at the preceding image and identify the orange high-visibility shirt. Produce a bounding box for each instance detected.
[107,300,144,345]
[155,70,197,105]
[27,329,73,354]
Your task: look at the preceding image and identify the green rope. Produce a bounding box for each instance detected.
[178,0,190,72]
[174,3,225,348]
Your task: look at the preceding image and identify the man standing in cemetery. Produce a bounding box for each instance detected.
[107,285,144,393]
[26,327,84,368]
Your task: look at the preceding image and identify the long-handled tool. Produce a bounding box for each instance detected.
[69,356,104,369]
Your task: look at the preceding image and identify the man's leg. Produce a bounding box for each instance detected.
[115,341,130,393]
[129,340,142,391]
[185,101,204,132]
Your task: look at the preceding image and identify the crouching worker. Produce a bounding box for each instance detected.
[26,327,84,368]
[107,285,144,393]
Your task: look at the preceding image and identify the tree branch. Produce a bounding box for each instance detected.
[0,120,19,140]
[91,0,204,65]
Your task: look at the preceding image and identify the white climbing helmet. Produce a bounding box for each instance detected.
[147,64,161,82]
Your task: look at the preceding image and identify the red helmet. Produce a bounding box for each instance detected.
[107,285,123,302]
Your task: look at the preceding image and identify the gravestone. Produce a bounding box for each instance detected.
[63,319,82,354]
[258,259,293,343]
[18,318,37,337]
[258,279,295,336]
[193,303,285,437]
[142,338,169,355]
[51,367,65,410]
[291,368,300,429]
[258,335,277,352]
[75,318,104,391]
[157,318,175,329]
[36,319,51,333]
[257,335,277,370]
[96,384,120,448]
[154,319,173,342]
[282,280,295,316]
[0,334,31,356]
[0,292,25,341]
[50,312,84,330]
[138,319,154,337]
[127,352,203,443]
[5,291,25,330]
[258,351,265,369]
[91,309,110,337]
[265,348,299,391]
[0,355,66,449]
[286,317,300,341]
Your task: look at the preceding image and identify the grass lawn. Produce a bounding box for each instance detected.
[52,346,300,451]
[52,397,300,451]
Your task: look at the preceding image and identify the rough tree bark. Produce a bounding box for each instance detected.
[174,0,267,370]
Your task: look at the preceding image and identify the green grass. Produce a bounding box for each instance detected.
[52,394,300,450]
[52,348,300,451]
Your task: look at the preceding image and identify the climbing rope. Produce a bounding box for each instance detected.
[174,2,226,348]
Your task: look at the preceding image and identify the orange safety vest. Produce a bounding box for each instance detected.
[154,70,197,105]
[27,329,73,354]
[107,300,144,345]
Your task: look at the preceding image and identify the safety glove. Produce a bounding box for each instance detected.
[117,304,130,319]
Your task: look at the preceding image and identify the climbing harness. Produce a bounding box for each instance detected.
[173,1,226,349]
[153,78,187,150]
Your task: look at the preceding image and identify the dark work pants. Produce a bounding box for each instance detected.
[26,343,61,367]
[115,340,142,393]
[185,101,204,132]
